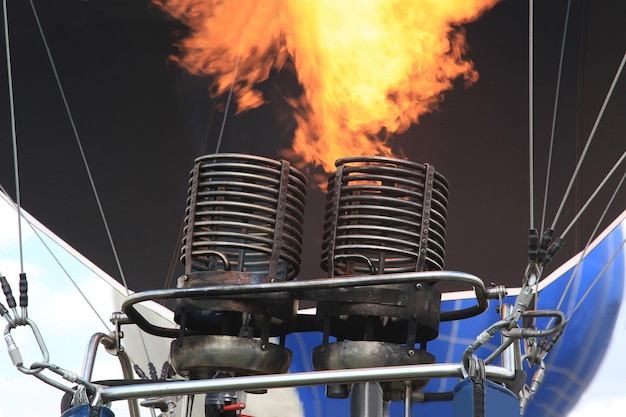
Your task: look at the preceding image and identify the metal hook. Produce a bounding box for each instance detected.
[4,318,49,374]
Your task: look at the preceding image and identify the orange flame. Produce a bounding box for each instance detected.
[156,0,500,173]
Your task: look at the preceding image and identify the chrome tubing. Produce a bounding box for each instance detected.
[80,332,139,417]
[98,363,516,403]
[121,271,492,337]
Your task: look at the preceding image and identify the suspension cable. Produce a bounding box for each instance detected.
[215,0,265,154]
[552,172,625,315]
[27,0,152,362]
[162,215,185,292]
[3,0,24,274]
[561,154,625,239]
[32,230,113,332]
[528,0,535,230]
[540,0,572,234]
[1,182,112,331]
[550,51,626,230]
[567,237,626,320]
[27,0,130,293]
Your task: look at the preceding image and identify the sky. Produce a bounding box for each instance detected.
[0,193,625,417]
[0,1,625,416]
[0,193,144,417]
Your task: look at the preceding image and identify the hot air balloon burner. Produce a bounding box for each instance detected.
[170,153,307,379]
[312,156,449,399]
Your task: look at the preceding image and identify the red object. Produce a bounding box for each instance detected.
[223,402,246,411]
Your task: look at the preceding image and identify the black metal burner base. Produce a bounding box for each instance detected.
[312,341,435,398]
[170,335,292,379]
[175,271,297,337]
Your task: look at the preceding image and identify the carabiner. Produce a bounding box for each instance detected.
[3,318,50,374]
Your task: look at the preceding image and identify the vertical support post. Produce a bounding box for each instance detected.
[351,382,384,417]
[404,381,412,417]
[500,304,522,371]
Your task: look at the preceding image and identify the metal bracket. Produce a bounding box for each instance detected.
[416,164,435,272]
[269,160,291,280]
[328,164,344,277]
[183,161,201,271]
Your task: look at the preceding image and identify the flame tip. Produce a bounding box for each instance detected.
[157,0,500,186]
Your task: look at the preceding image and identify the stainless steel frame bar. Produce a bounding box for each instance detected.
[99,363,516,403]
[81,332,140,417]
[122,271,495,337]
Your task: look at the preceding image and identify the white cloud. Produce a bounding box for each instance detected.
[0,197,130,417]
[568,397,626,417]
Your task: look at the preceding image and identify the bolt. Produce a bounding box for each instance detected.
[415,283,423,290]
[261,344,267,351]
[407,349,415,356]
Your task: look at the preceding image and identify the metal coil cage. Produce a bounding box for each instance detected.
[321,156,449,275]
[181,153,307,280]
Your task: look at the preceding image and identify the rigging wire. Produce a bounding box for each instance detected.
[162,216,185,292]
[162,96,218,291]
[161,1,263,290]
[0,186,113,332]
[552,171,625,315]
[528,0,535,230]
[26,0,130,294]
[540,0,572,235]
[161,2,264,292]
[201,96,218,155]
[567,237,626,321]
[214,0,266,154]
[561,154,626,239]
[163,2,268,290]
[550,50,626,231]
[530,0,625,327]
[26,0,153,363]
[3,0,24,274]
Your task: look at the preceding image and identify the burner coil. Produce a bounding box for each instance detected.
[321,156,449,275]
[182,153,307,280]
